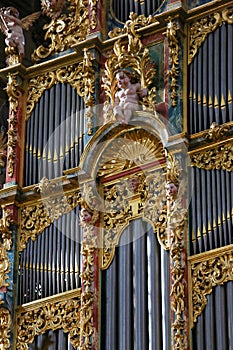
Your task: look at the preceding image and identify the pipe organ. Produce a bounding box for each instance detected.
[0,0,232,349]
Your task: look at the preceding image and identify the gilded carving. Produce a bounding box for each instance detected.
[0,209,12,293]
[109,12,159,38]
[41,0,66,19]
[102,16,156,123]
[32,0,89,62]
[166,154,188,350]
[20,179,82,251]
[188,6,233,64]
[190,141,233,172]
[26,55,95,134]
[6,73,22,178]
[166,17,179,107]
[16,291,81,349]
[0,307,11,349]
[191,250,233,326]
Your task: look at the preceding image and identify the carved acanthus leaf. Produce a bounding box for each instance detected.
[0,210,13,292]
[0,307,11,349]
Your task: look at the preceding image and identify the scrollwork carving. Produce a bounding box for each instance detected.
[26,56,95,134]
[190,141,233,172]
[32,0,89,62]
[191,251,233,326]
[89,0,98,29]
[202,122,231,141]
[20,179,82,251]
[188,6,233,64]
[16,292,81,349]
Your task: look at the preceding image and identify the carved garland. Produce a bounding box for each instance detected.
[26,53,95,134]
[191,250,233,326]
[166,17,179,107]
[20,179,82,251]
[6,74,22,178]
[188,5,233,64]
[32,0,89,62]
[16,292,81,349]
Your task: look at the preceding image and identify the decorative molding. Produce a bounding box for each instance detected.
[6,74,22,178]
[20,178,82,251]
[32,0,89,62]
[16,290,81,349]
[102,14,157,122]
[188,6,233,64]
[26,55,95,134]
[190,140,233,172]
[109,12,159,39]
[166,17,179,107]
[191,250,233,327]
[0,307,11,349]
[0,210,13,295]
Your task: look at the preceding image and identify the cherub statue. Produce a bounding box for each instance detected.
[114,69,148,124]
[0,7,40,58]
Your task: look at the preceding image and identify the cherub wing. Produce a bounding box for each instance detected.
[21,11,41,31]
[0,10,8,36]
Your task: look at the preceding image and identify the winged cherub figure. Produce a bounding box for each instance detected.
[0,7,40,57]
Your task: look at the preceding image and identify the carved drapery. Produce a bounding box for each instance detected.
[26,53,95,134]
[165,17,179,107]
[188,5,233,64]
[32,0,89,62]
[0,307,11,350]
[19,178,82,251]
[6,74,22,178]
[190,247,233,327]
[15,289,81,349]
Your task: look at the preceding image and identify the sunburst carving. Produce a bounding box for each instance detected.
[97,130,165,177]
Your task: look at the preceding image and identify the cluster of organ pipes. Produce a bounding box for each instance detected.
[188,23,233,134]
[18,206,82,305]
[190,167,233,255]
[111,0,164,23]
[24,83,86,186]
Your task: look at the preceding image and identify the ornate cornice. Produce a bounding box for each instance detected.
[16,289,81,349]
[188,5,233,64]
[26,53,95,133]
[6,74,22,178]
[0,307,11,349]
[19,178,82,251]
[190,248,233,327]
[32,0,89,62]
[166,17,179,107]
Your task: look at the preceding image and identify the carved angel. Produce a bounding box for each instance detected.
[41,0,66,19]
[0,7,40,57]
